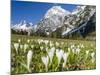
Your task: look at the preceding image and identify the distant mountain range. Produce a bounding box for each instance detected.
[11,5,96,38]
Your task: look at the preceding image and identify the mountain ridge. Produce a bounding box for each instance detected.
[11,5,96,38]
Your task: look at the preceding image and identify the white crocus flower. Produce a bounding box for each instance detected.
[47,47,55,64]
[72,47,76,53]
[41,55,49,72]
[77,45,80,48]
[91,52,95,63]
[71,44,75,49]
[24,44,28,52]
[18,39,21,43]
[56,49,64,65]
[47,51,53,64]
[31,45,34,49]
[86,50,89,55]
[40,39,43,43]
[91,44,93,47]
[14,43,19,52]
[27,50,33,71]
[68,48,71,53]
[51,47,55,52]
[49,41,53,47]
[27,39,30,43]
[20,44,23,50]
[86,50,89,59]
[40,46,43,51]
[44,40,49,45]
[37,39,41,44]
[91,58,95,63]
[62,52,69,68]
[91,52,95,58]
[37,39,43,44]
[56,42,59,47]
[46,47,49,52]
[76,48,81,54]
[80,44,84,48]
[60,49,64,55]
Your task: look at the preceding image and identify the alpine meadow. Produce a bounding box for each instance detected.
[11,1,96,74]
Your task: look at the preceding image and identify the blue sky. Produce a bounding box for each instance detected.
[11,1,78,25]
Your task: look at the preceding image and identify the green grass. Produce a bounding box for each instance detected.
[11,34,96,74]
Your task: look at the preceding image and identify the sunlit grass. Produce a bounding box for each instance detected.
[11,34,96,74]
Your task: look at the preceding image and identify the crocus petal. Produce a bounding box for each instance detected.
[24,44,28,52]
[27,39,30,43]
[47,47,55,64]
[18,39,21,43]
[63,52,69,64]
[41,55,49,71]
[27,50,33,71]
[86,50,89,55]
[91,52,95,58]
[56,49,63,65]
[14,43,19,52]
[76,48,80,54]
[20,44,23,50]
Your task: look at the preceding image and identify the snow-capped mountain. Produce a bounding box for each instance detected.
[12,20,33,31]
[11,5,96,38]
[36,6,71,35]
[44,6,70,18]
[11,20,38,36]
[72,6,86,15]
[61,5,96,36]
[36,5,95,37]
[11,20,38,32]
